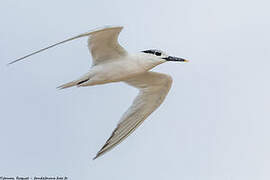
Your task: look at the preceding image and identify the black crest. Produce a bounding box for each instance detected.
[142,49,162,56]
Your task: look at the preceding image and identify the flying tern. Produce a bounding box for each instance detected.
[9,26,189,159]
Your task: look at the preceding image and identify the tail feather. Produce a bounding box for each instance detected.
[57,78,90,89]
[57,81,78,89]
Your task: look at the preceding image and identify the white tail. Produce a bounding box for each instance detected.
[57,77,90,89]
[57,81,78,89]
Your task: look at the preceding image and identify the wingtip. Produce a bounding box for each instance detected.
[92,149,107,160]
[7,61,15,66]
[92,153,101,160]
[92,156,98,160]
[7,57,25,65]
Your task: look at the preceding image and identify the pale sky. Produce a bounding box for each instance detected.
[0,0,270,179]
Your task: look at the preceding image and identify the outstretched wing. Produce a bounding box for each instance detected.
[88,26,127,65]
[8,26,126,65]
[93,72,173,159]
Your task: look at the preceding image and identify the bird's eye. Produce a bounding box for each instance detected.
[155,52,162,56]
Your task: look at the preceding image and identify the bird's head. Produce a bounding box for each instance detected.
[141,49,189,64]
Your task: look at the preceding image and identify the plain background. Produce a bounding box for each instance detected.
[0,0,269,179]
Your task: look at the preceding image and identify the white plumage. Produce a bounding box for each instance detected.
[9,26,188,159]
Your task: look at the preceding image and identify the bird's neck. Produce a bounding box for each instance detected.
[134,53,165,71]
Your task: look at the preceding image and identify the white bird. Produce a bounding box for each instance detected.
[9,26,188,159]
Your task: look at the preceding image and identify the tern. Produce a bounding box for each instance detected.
[9,26,188,159]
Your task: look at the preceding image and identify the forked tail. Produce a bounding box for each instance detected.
[57,77,90,89]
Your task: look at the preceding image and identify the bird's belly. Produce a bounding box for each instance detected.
[87,61,145,85]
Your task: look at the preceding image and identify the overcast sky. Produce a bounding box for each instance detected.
[1,0,270,179]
